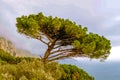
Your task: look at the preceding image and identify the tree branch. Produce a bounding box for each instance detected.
[36,36,48,45]
[48,52,66,59]
[51,48,74,54]
[48,52,77,62]
[40,31,53,42]
[53,45,62,49]
[49,49,87,62]
[59,37,76,42]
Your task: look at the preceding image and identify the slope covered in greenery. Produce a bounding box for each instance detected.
[0,49,94,80]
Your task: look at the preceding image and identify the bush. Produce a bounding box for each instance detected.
[59,64,94,80]
[0,49,16,64]
[0,49,94,80]
[0,59,61,80]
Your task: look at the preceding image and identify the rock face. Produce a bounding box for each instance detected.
[0,36,38,57]
[0,37,16,56]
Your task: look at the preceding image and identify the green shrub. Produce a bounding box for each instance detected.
[59,64,94,80]
[0,49,94,80]
[0,59,61,80]
[0,49,16,64]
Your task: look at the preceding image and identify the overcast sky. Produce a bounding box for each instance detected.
[0,0,120,61]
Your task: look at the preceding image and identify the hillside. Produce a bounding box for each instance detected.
[0,49,94,80]
[0,37,36,57]
[0,37,16,56]
[0,36,95,80]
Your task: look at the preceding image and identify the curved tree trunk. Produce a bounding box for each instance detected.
[43,40,56,63]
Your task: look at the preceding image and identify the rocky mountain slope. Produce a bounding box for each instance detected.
[0,37,16,56]
[0,36,36,57]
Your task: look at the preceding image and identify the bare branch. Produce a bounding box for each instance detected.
[51,48,74,54]
[48,52,65,59]
[40,39,48,45]
[40,31,53,42]
[36,36,48,45]
[53,45,62,49]
[49,49,86,62]
[48,52,77,62]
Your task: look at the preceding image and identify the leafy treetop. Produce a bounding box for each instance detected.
[16,12,111,62]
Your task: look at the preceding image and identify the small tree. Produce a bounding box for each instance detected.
[16,12,111,63]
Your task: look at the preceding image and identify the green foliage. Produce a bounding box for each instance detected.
[44,62,62,79]
[0,50,94,80]
[0,49,15,64]
[74,33,111,60]
[0,60,94,80]
[16,13,87,44]
[15,57,40,64]
[16,12,111,62]
[16,15,40,38]
[0,59,61,80]
[59,64,94,80]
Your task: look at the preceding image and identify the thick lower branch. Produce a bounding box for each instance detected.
[51,48,74,54]
[53,45,62,49]
[48,52,77,62]
[48,52,65,59]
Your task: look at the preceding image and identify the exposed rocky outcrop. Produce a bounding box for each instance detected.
[0,36,37,57]
[0,37,16,56]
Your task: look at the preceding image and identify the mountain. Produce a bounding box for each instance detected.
[16,48,38,57]
[0,36,37,57]
[0,37,16,56]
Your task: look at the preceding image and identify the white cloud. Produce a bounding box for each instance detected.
[107,46,120,61]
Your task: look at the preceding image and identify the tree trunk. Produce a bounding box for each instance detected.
[43,48,51,63]
[43,40,56,63]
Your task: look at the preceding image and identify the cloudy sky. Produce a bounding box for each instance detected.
[0,0,120,61]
